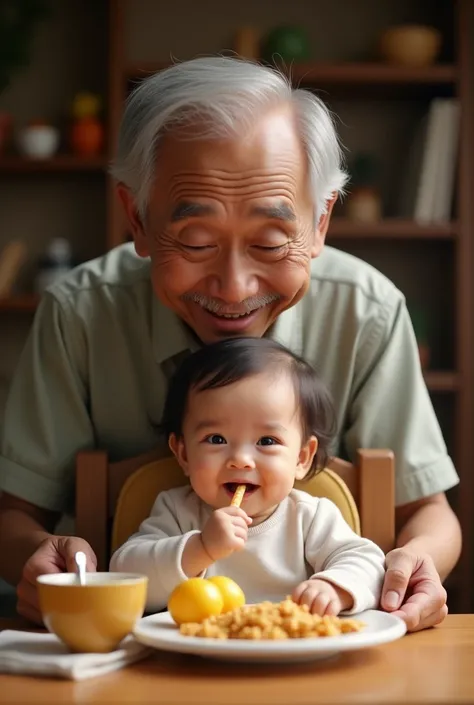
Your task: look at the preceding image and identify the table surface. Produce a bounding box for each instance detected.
[1,615,473,704]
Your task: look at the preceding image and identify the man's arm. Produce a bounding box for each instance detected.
[395,492,461,582]
[0,493,58,586]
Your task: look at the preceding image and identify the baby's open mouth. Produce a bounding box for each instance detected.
[224,482,259,497]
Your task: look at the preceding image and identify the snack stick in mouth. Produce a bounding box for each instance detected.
[230,484,246,507]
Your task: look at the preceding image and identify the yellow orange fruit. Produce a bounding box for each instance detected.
[208,576,246,613]
[168,578,224,625]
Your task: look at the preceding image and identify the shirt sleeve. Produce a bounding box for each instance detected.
[110,491,200,612]
[0,292,94,512]
[305,498,385,614]
[344,296,459,506]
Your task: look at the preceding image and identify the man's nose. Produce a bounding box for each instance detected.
[209,249,259,304]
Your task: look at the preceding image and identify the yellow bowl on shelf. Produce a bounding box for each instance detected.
[37,572,148,653]
[379,25,442,67]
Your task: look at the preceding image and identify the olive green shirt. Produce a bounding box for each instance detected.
[0,244,459,511]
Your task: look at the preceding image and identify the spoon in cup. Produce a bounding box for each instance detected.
[74,550,87,586]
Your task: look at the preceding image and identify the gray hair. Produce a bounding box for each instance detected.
[110,56,348,222]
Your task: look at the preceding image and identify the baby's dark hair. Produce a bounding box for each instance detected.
[161,337,337,480]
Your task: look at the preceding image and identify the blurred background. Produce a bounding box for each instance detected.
[0,0,473,614]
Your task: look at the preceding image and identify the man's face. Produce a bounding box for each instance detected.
[120,105,334,343]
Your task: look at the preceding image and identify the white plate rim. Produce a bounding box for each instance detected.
[133,609,406,659]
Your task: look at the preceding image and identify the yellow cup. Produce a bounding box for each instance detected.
[37,572,148,653]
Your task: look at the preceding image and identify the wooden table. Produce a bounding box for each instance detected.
[1,615,473,704]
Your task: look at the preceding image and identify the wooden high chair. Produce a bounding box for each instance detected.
[76,448,395,571]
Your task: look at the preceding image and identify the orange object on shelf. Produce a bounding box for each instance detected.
[70,117,104,156]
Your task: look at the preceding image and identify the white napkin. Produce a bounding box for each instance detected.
[0,630,152,680]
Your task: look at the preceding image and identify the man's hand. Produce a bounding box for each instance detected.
[292,579,353,616]
[17,536,97,624]
[201,506,252,561]
[381,548,448,632]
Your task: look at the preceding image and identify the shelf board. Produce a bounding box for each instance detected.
[0,155,108,173]
[285,62,457,85]
[0,295,39,312]
[424,371,460,392]
[125,61,457,87]
[329,219,457,239]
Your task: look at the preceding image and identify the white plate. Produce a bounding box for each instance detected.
[133,609,406,663]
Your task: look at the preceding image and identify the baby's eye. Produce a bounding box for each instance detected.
[257,436,278,446]
[205,434,226,445]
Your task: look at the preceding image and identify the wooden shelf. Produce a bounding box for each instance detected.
[286,62,457,85]
[125,61,456,86]
[0,296,39,312]
[329,219,457,239]
[424,371,460,392]
[0,155,108,173]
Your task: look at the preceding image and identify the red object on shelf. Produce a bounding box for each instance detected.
[70,117,104,156]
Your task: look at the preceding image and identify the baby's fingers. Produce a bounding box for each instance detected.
[222,506,253,524]
[309,592,333,616]
[292,582,309,604]
[231,515,251,531]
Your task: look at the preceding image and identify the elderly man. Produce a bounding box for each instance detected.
[0,57,460,629]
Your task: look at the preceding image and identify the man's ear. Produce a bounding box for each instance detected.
[311,192,338,258]
[116,183,149,257]
[295,436,318,480]
[168,433,189,476]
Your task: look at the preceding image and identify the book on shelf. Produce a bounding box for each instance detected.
[399,98,460,223]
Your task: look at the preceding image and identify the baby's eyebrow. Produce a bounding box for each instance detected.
[193,420,221,433]
[259,423,287,433]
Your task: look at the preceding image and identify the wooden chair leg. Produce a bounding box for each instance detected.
[358,449,395,553]
[75,450,109,571]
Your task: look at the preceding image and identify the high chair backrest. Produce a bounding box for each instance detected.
[76,448,395,570]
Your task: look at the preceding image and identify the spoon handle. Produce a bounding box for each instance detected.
[75,550,87,586]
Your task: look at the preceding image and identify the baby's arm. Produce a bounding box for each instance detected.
[301,497,386,614]
[110,494,251,612]
[110,491,203,611]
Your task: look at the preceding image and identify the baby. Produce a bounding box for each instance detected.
[110,337,385,615]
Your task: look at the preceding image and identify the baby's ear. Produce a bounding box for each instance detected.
[295,436,318,480]
[168,433,189,476]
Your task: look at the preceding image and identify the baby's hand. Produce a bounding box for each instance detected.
[201,506,252,561]
[292,579,353,616]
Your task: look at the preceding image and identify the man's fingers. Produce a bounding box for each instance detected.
[399,590,447,630]
[391,599,448,632]
[406,605,448,632]
[17,579,40,610]
[62,538,97,573]
[16,598,43,626]
[23,554,62,586]
[381,551,415,610]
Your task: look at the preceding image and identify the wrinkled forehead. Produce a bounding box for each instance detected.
[151,107,311,203]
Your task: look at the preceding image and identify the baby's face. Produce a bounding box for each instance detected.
[172,370,317,524]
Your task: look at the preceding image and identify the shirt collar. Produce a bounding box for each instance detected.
[152,295,199,366]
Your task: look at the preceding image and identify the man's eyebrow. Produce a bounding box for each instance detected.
[170,202,216,222]
[250,203,297,222]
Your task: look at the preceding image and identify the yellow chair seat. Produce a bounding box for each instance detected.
[112,456,360,553]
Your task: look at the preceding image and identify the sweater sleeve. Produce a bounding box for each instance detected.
[304,497,385,613]
[109,490,201,612]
